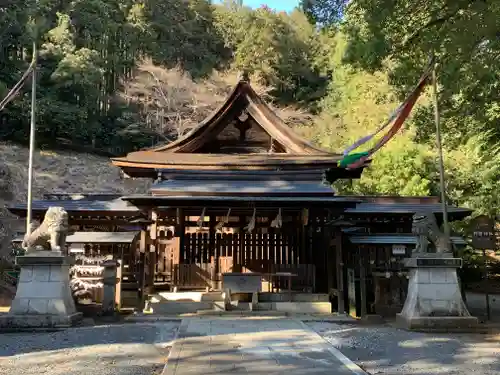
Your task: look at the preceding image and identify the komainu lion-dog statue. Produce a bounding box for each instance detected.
[22,206,69,253]
[411,210,452,254]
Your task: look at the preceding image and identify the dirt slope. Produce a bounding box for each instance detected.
[0,142,150,259]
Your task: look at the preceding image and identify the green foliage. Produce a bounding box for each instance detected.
[336,0,500,147]
[213,4,327,105]
[0,0,498,220]
[300,0,348,26]
[312,30,500,216]
[0,0,330,149]
[445,135,500,216]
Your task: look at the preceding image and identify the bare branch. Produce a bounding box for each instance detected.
[117,60,314,143]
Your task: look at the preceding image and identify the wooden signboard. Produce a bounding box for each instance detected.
[471,215,496,250]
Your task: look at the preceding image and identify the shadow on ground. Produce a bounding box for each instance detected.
[309,321,500,375]
[0,322,179,375]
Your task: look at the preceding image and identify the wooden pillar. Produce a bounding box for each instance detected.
[138,229,147,306]
[116,259,122,310]
[300,211,308,290]
[176,208,185,259]
[335,229,345,315]
[209,214,217,289]
[238,214,245,270]
[102,259,119,315]
[148,210,158,294]
[359,246,367,318]
[171,208,185,290]
[326,211,334,294]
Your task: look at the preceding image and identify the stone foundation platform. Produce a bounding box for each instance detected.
[0,252,82,331]
[0,312,82,331]
[397,254,478,331]
[395,314,479,332]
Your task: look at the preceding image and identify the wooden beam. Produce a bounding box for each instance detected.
[335,229,345,315]
[139,230,147,253]
[138,229,147,305]
[148,209,158,294]
[359,246,367,318]
[178,208,185,264]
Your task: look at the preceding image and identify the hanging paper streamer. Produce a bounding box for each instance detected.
[302,208,309,226]
[244,208,256,233]
[197,207,206,231]
[75,254,111,265]
[215,208,231,233]
[70,265,104,276]
[271,208,283,229]
[70,278,104,290]
[339,58,434,169]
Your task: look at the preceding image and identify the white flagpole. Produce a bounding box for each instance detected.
[26,39,37,234]
[431,57,451,243]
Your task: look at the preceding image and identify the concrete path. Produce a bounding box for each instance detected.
[163,317,367,375]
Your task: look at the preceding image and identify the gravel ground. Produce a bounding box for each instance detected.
[0,322,179,375]
[308,322,500,375]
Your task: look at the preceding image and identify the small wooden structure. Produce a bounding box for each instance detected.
[11,228,139,308]
[69,255,122,313]
[8,78,472,317]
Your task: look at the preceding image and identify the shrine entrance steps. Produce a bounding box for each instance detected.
[163,317,366,375]
[144,291,332,315]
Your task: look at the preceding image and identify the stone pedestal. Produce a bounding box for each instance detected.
[396,254,478,331]
[101,259,119,315]
[0,251,82,330]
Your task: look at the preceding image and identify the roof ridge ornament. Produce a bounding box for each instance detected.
[238,70,250,82]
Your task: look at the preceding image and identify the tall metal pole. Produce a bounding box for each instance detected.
[26,39,37,234]
[431,60,451,242]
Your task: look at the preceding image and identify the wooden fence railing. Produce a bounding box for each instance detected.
[171,259,315,292]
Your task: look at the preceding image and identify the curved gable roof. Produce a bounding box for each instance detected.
[110,79,371,177]
[149,79,331,155]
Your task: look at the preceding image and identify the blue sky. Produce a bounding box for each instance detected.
[214,1,300,12]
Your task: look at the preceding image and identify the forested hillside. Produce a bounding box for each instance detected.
[1,0,499,217]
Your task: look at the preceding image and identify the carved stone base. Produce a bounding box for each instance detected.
[0,313,83,331]
[0,252,82,331]
[396,314,479,331]
[397,255,478,331]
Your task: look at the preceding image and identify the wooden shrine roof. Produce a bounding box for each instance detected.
[151,180,336,197]
[348,234,467,246]
[148,80,329,155]
[150,170,336,197]
[12,231,139,244]
[8,195,138,217]
[345,202,472,217]
[7,193,472,220]
[111,79,369,178]
[122,194,361,209]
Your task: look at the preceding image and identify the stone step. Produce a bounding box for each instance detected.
[254,302,332,313]
[258,292,330,302]
[151,291,224,302]
[147,301,213,314]
[148,301,331,314]
[195,310,286,316]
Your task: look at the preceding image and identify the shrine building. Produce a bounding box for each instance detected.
[8,77,471,317]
